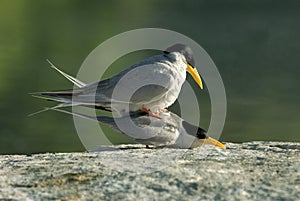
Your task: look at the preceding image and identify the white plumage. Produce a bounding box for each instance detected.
[32,44,203,118]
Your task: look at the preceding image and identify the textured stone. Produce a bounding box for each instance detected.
[0,142,299,200]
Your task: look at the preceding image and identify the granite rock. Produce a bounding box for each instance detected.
[0,142,299,200]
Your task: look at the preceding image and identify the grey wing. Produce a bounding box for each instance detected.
[130,84,168,103]
[70,77,128,104]
[69,54,173,104]
[106,63,173,104]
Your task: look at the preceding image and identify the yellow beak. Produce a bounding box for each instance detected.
[186,63,203,89]
[199,137,226,149]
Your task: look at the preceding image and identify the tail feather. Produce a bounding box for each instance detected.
[30,59,83,104]
[50,108,115,125]
[30,91,73,103]
[31,94,70,103]
[37,90,74,97]
[31,92,114,113]
[28,102,74,117]
[31,60,128,112]
[46,59,86,88]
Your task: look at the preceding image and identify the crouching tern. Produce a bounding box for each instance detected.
[32,44,203,118]
[52,108,226,149]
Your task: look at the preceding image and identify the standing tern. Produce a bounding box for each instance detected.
[32,44,203,118]
[52,108,226,149]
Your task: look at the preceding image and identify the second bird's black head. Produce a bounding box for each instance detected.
[164,44,195,67]
[182,120,207,140]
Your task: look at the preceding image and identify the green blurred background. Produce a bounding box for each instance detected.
[1,0,299,154]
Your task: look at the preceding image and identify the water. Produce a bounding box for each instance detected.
[0,0,299,153]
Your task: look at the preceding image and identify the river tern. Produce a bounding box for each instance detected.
[51,108,226,149]
[32,44,203,118]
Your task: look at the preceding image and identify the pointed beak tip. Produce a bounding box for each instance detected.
[213,140,226,149]
[200,83,204,90]
[200,137,226,149]
[217,143,226,149]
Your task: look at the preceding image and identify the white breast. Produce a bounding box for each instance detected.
[144,52,187,113]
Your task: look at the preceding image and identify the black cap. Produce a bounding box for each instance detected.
[164,44,195,67]
[182,120,207,139]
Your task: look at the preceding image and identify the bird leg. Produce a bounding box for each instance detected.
[141,105,162,119]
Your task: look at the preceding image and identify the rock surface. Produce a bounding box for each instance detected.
[0,142,299,201]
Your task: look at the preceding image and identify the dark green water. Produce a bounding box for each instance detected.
[0,0,299,154]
